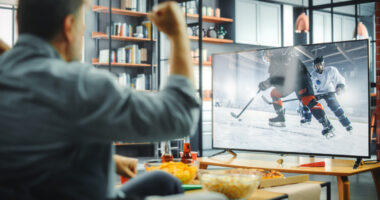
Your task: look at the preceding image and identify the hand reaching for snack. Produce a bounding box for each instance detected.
[0,39,10,55]
[114,155,138,178]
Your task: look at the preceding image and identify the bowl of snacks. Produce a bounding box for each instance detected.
[229,168,284,180]
[144,159,199,184]
[199,169,262,199]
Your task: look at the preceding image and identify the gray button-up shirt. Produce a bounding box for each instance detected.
[0,34,200,199]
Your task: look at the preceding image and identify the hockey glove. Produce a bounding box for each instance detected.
[259,80,271,91]
[336,84,345,95]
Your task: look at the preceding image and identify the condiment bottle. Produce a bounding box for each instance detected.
[181,137,192,164]
[161,141,173,163]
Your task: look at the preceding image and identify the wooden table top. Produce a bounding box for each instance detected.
[186,181,325,200]
[197,153,380,176]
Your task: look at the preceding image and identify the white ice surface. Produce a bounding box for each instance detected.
[213,107,369,157]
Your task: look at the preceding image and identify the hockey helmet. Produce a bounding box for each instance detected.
[314,56,324,66]
[313,56,324,74]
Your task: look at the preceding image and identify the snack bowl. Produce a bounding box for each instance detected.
[199,169,262,199]
[144,159,199,184]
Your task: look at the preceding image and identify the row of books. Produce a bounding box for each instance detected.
[99,45,147,64]
[116,73,152,90]
[107,21,151,39]
[121,0,147,13]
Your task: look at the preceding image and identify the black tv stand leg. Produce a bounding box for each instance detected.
[353,158,363,169]
[208,149,237,158]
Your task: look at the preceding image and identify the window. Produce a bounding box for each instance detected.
[0,4,17,46]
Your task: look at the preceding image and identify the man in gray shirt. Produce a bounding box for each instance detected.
[0,1,226,200]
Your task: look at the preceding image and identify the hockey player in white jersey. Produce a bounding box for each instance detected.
[300,56,353,133]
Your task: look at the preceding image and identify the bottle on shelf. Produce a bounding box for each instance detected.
[160,141,173,163]
[181,137,192,164]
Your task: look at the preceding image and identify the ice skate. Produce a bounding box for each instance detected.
[321,118,335,139]
[298,105,312,126]
[300,118,311,126]
[345,125,353,134]
[322,126,335,139]
[269,109,286,127]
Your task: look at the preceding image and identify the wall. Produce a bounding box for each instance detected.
[376,2,380,160]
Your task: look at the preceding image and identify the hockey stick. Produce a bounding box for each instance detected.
[261,95,299,105]
[230,89,261,119]
[261,91,338,105]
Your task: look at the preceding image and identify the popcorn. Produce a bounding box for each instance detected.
[199,170,261,199]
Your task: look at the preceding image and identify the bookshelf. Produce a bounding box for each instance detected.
[189,36,233,44]
[181,0,234,156]
[187,14,233,23]
[92,5,148,17]
[92,32,155,42]
[114,142,150,146]
[91,0,157,152]
[92,58,151,67]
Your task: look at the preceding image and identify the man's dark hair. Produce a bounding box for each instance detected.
[314,56,324,65]
[17,0,85,41]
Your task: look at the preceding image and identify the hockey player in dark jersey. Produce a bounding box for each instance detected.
[300,56,353,133]
[258,48,335,138]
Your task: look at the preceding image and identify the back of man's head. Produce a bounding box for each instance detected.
[17,0,86,41]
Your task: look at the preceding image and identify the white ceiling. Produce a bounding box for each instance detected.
[0,0,374,17]
[267,0,374,16]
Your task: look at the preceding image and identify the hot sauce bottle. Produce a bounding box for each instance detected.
[160,141,173,163]
[181,137,192,164]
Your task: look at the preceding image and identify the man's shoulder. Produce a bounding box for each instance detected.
[325,66,339,74]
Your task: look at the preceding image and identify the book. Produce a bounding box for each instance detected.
[99,49,116,63]
[99,49,109,63]
[142,21,151,39]
[131,0,136,11]
[140,48,147,62]
[136,74,146,90]
[135,25,144,38]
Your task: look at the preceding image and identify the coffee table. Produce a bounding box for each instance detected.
[197,153,380,200]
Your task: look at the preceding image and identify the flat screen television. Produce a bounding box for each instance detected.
[212,40,370,158]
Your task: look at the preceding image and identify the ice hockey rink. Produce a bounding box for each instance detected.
[213,106,369,157]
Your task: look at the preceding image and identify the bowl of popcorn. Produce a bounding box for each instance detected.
[199,169,262,199]
[144,159,199,184]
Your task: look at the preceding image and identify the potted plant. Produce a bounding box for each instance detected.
[217,26,227,39]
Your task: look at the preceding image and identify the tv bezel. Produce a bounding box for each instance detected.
[211,39,371,159]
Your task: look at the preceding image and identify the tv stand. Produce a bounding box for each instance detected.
[208,149,237,158]
[353,158,363,169]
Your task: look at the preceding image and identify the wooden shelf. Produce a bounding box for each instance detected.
[137,90,157,93]
[114,142,150,146]
[93,5,148,17]
[189,36,233,44]
[193,61,212,66]
[92,59,151,67]
[187,14,233,23]
[92,32,154,42]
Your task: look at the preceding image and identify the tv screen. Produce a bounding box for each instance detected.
[212,40,370,158]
